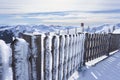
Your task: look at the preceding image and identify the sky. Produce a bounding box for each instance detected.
[0,0,120,26]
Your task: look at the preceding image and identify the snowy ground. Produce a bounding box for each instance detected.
[69,50,120,80]
[113,29,120,34]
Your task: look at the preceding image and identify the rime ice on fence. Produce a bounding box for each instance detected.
[0,40,11,80]
[22,33,46,80]
[66,35,70,79]
[81,33,85,65]
[31,36,37,80]
[71,35,74,75]
[63,35,69,80]
[67,35,72,78]
[58,35,65,80]
[18,28,120,80]
[44,35,52,80]
[11,38,30,80]
[41,34,45,80]
[72,34,75,73]
[52,35,59,80]
[21,28,85,80]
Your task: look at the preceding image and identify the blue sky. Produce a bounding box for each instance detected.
[0,0,120,26]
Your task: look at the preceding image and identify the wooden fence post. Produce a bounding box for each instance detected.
[11,39,30,80]
[22,34,45,80]
[35,35,45,80]
[74,34,77,71]
[83,33,88,66]
[108,33,112,54]
[70,34,74,76]
[58,35,65,80]
[76,33,79,69]
[80,33,85,67]
[89,34,93,60]
[71,34,74,75]
[87,34,90,62]
[30,36,38,80]
[40,35,45,80]
[52,35,59,80]
[67,35,72,78]
[92,34,95,59]
[44,35,52,80]
[72,34,76,73]
[63,35,69,80]
[77,33,81,68]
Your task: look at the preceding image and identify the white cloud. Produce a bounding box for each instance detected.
[0,0,119,26]
[0,0,120,14]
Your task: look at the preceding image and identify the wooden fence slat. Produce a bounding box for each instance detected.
[30,36,38,80]
[70,34,73,76]
[66,35,69,79]
[44,35,52,80]
[81,34,85,66]
[76,33,79,69]
[58,35,65,80]
[77,33,80,68]
[35,35,45,80]
[78,33,82,67]
[87,34,91,62]
[11,39,30,80]
[67,35,72,78]
[63,35,69,80]
[73,34,76,73]
[71,34,75,75]
[52,35,59,80]
[83,33,88,65]
[41,35,45,80]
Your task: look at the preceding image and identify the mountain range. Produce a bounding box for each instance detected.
[0,23,120,43]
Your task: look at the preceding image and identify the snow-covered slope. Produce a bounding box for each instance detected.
[0,23,120,38]
[0,25,80,37]
[0,25,81,43]
[86,23,120,33]
[113,29,120,34]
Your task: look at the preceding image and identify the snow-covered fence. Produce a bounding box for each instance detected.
[11,28,120,80]
[109,34,120,52]
[83,33,120,64]
[11,38,30,80]
[84,33,109,63]
[17,28,85,80]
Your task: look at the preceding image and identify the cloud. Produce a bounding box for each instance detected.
[88,9,120,14]
[0,0,120,14]
[0,0,120,26]
[0,9,119,26]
